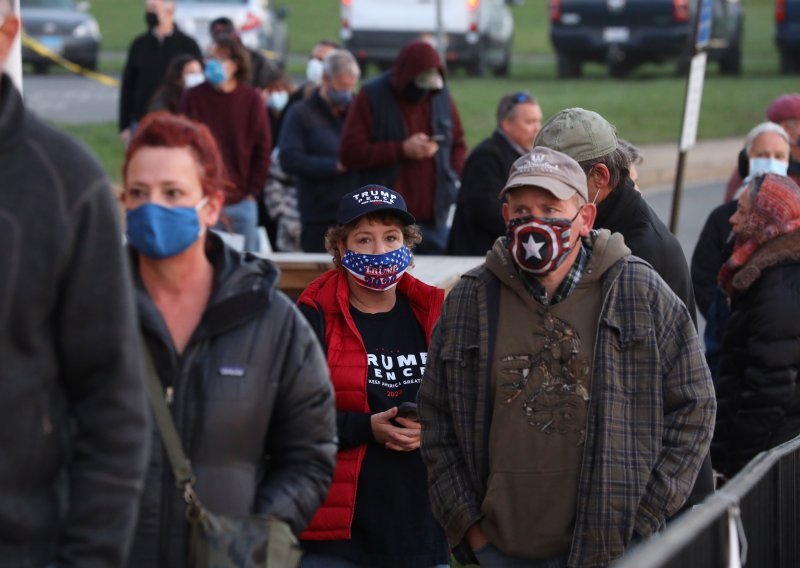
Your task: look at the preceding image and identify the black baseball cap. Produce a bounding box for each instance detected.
[336,185,416,226]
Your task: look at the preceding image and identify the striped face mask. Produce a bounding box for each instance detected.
[341,246,412,291]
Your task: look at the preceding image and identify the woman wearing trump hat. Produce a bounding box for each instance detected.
[296,185,449,567]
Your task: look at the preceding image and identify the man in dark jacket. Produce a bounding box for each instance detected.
[119,0,201,143]
[339,40,468,254]
[448,91,543,256]
[535,107,713,509]
[279,49,359,252]
[0,3,150,566]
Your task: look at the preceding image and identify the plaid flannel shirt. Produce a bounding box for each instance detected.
[520,244,590,305]
[418,233,716,567]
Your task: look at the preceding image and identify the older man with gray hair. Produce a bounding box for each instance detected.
[278,48,361,251]
[0,2,150,566]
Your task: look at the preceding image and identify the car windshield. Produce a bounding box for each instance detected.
[21,0,74,8]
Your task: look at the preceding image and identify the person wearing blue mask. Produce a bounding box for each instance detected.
[279,49,360,252]
[122,112,337,568]
[179,35,272,252]
[296,186,450,568]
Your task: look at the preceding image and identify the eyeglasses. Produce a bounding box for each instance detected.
[512,91,533,104]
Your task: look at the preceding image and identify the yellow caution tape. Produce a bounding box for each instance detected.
[21,33,120,88]
[259,48,283,61]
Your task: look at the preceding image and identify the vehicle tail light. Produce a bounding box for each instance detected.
[342,0,352,32]
[777,0,786,23]
[673,0,689,23]
[549,0,562,23]
[467,0,479,33]
[241,12,261,32]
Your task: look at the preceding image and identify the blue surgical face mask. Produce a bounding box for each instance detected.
[340,245,412,291]
[327,88,353,107]
[204,59,227,87]
[126,197,208,260]
[749,157,789,177]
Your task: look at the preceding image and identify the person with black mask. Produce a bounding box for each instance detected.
[208,16,270,90]
[119,0,201,144]
[339,40,468,254]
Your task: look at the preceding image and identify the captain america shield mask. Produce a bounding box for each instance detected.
[506,215,574,276]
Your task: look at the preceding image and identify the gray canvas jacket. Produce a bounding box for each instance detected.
[127,235,337,568]
[418,231,716,567]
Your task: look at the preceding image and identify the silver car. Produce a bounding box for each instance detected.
[174,0,287,64]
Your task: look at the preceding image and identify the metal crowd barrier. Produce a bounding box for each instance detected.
[613,435,800,567]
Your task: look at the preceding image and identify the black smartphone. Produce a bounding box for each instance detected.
[396,401,419,422]
[430,134,446,142]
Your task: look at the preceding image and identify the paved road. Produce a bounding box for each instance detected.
[643,179,725,263]
[22,73,119,124]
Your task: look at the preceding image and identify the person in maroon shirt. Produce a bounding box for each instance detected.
[180,35,271,252]
[339,40,467,254]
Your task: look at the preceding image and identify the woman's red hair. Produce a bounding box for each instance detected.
[123,112,230,198]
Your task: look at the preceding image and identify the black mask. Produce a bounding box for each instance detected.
[145,11,159,30]
[404,84,430,104]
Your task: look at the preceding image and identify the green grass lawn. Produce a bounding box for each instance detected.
[67,0,791,183]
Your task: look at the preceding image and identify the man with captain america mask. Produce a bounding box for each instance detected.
[418,147,716,567]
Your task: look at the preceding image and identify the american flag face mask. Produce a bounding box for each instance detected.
[506,214,575,276]
[341,246,412,291]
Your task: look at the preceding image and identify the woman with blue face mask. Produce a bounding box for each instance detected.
[295,186,450,568]
[122,112,337,568]
[179,35,272,253]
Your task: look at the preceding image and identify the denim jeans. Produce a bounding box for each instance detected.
[473,542,569,568]
[216,197,260,252]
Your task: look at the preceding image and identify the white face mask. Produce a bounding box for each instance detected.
[267,90,289,111]
[306,58,324,85]
[749,157,789,177]
[183,72,205,89]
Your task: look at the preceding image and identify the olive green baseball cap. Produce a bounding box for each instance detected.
[534,107,618,162]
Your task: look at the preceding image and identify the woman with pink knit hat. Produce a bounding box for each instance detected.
[711,172,800,479]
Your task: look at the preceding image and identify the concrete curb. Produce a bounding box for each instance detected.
[636,137,744,193]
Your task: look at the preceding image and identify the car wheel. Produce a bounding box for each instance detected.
[608,61,630,78]
[32,61,49,74]
[492,48,511,77]
[467,49,488,77]
[556,51,581,79]
[78,58,98,72]
[719,43,741,76]
[779,50,800,75]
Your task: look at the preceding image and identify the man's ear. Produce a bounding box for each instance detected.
[578,202,597,236]
[501,202,510,224]
[0,13,20,65]
[588,163,611,188]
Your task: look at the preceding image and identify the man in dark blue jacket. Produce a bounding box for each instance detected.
[279,49,359,252]
[0,2,150,566]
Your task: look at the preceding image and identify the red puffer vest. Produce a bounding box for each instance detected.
[297,269,443,540]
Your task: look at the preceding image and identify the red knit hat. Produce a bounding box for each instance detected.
[766,94,800,124]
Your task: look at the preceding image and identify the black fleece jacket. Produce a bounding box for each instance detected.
[0,74,150,567]
[596,178,697,324]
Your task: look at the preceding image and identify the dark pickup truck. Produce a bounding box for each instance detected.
[776,0,800,74]
[548,0,743,78]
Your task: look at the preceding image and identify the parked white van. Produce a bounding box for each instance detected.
[340,0,519,76]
